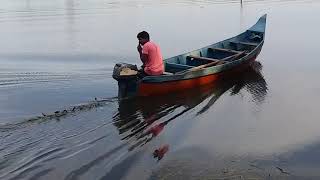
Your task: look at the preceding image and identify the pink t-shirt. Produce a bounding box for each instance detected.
[142,41,164,75]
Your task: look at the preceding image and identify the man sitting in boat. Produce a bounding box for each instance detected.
[137,31,164,76]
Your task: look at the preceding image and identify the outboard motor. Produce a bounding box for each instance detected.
[112,63,139,99]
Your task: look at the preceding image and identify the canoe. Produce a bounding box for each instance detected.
[113,14,267,99]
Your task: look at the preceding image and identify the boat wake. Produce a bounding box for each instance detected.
[0,97,117,132]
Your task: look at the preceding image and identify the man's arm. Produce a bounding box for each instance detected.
[139,53,148,64]
[137,44,148,64]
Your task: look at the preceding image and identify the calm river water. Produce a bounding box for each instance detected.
[1,0,320,179]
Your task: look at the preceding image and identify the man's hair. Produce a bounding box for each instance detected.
[137,31,150,40]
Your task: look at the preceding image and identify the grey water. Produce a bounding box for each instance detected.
[1,0,320,179]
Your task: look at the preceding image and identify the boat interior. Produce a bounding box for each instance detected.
[164,29,264,74]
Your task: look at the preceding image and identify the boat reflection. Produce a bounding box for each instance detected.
[113,61,268,151]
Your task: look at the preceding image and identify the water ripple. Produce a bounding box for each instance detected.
[0,71,108,87]
[64,143,126,180]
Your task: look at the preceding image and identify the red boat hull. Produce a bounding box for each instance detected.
[138,56,257,96]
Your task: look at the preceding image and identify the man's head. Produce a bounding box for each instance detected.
[137,31,150,45]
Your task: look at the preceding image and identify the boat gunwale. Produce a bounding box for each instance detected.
[141,41,264,83]
[140,44,262,84]
[141,14,267,84]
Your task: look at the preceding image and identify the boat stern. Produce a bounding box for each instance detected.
[112,63,140,99]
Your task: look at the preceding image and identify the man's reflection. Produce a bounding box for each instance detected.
[153,144,169,161]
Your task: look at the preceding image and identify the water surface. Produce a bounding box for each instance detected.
[1,0,320,179]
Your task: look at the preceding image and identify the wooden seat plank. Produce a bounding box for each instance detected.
[187,55,221,62]
[208,47,243,54]
[230,41,259,46]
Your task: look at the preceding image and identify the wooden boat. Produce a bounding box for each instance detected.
[113,14,267,99]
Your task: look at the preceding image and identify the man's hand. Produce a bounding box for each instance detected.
[137,44,142,53]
